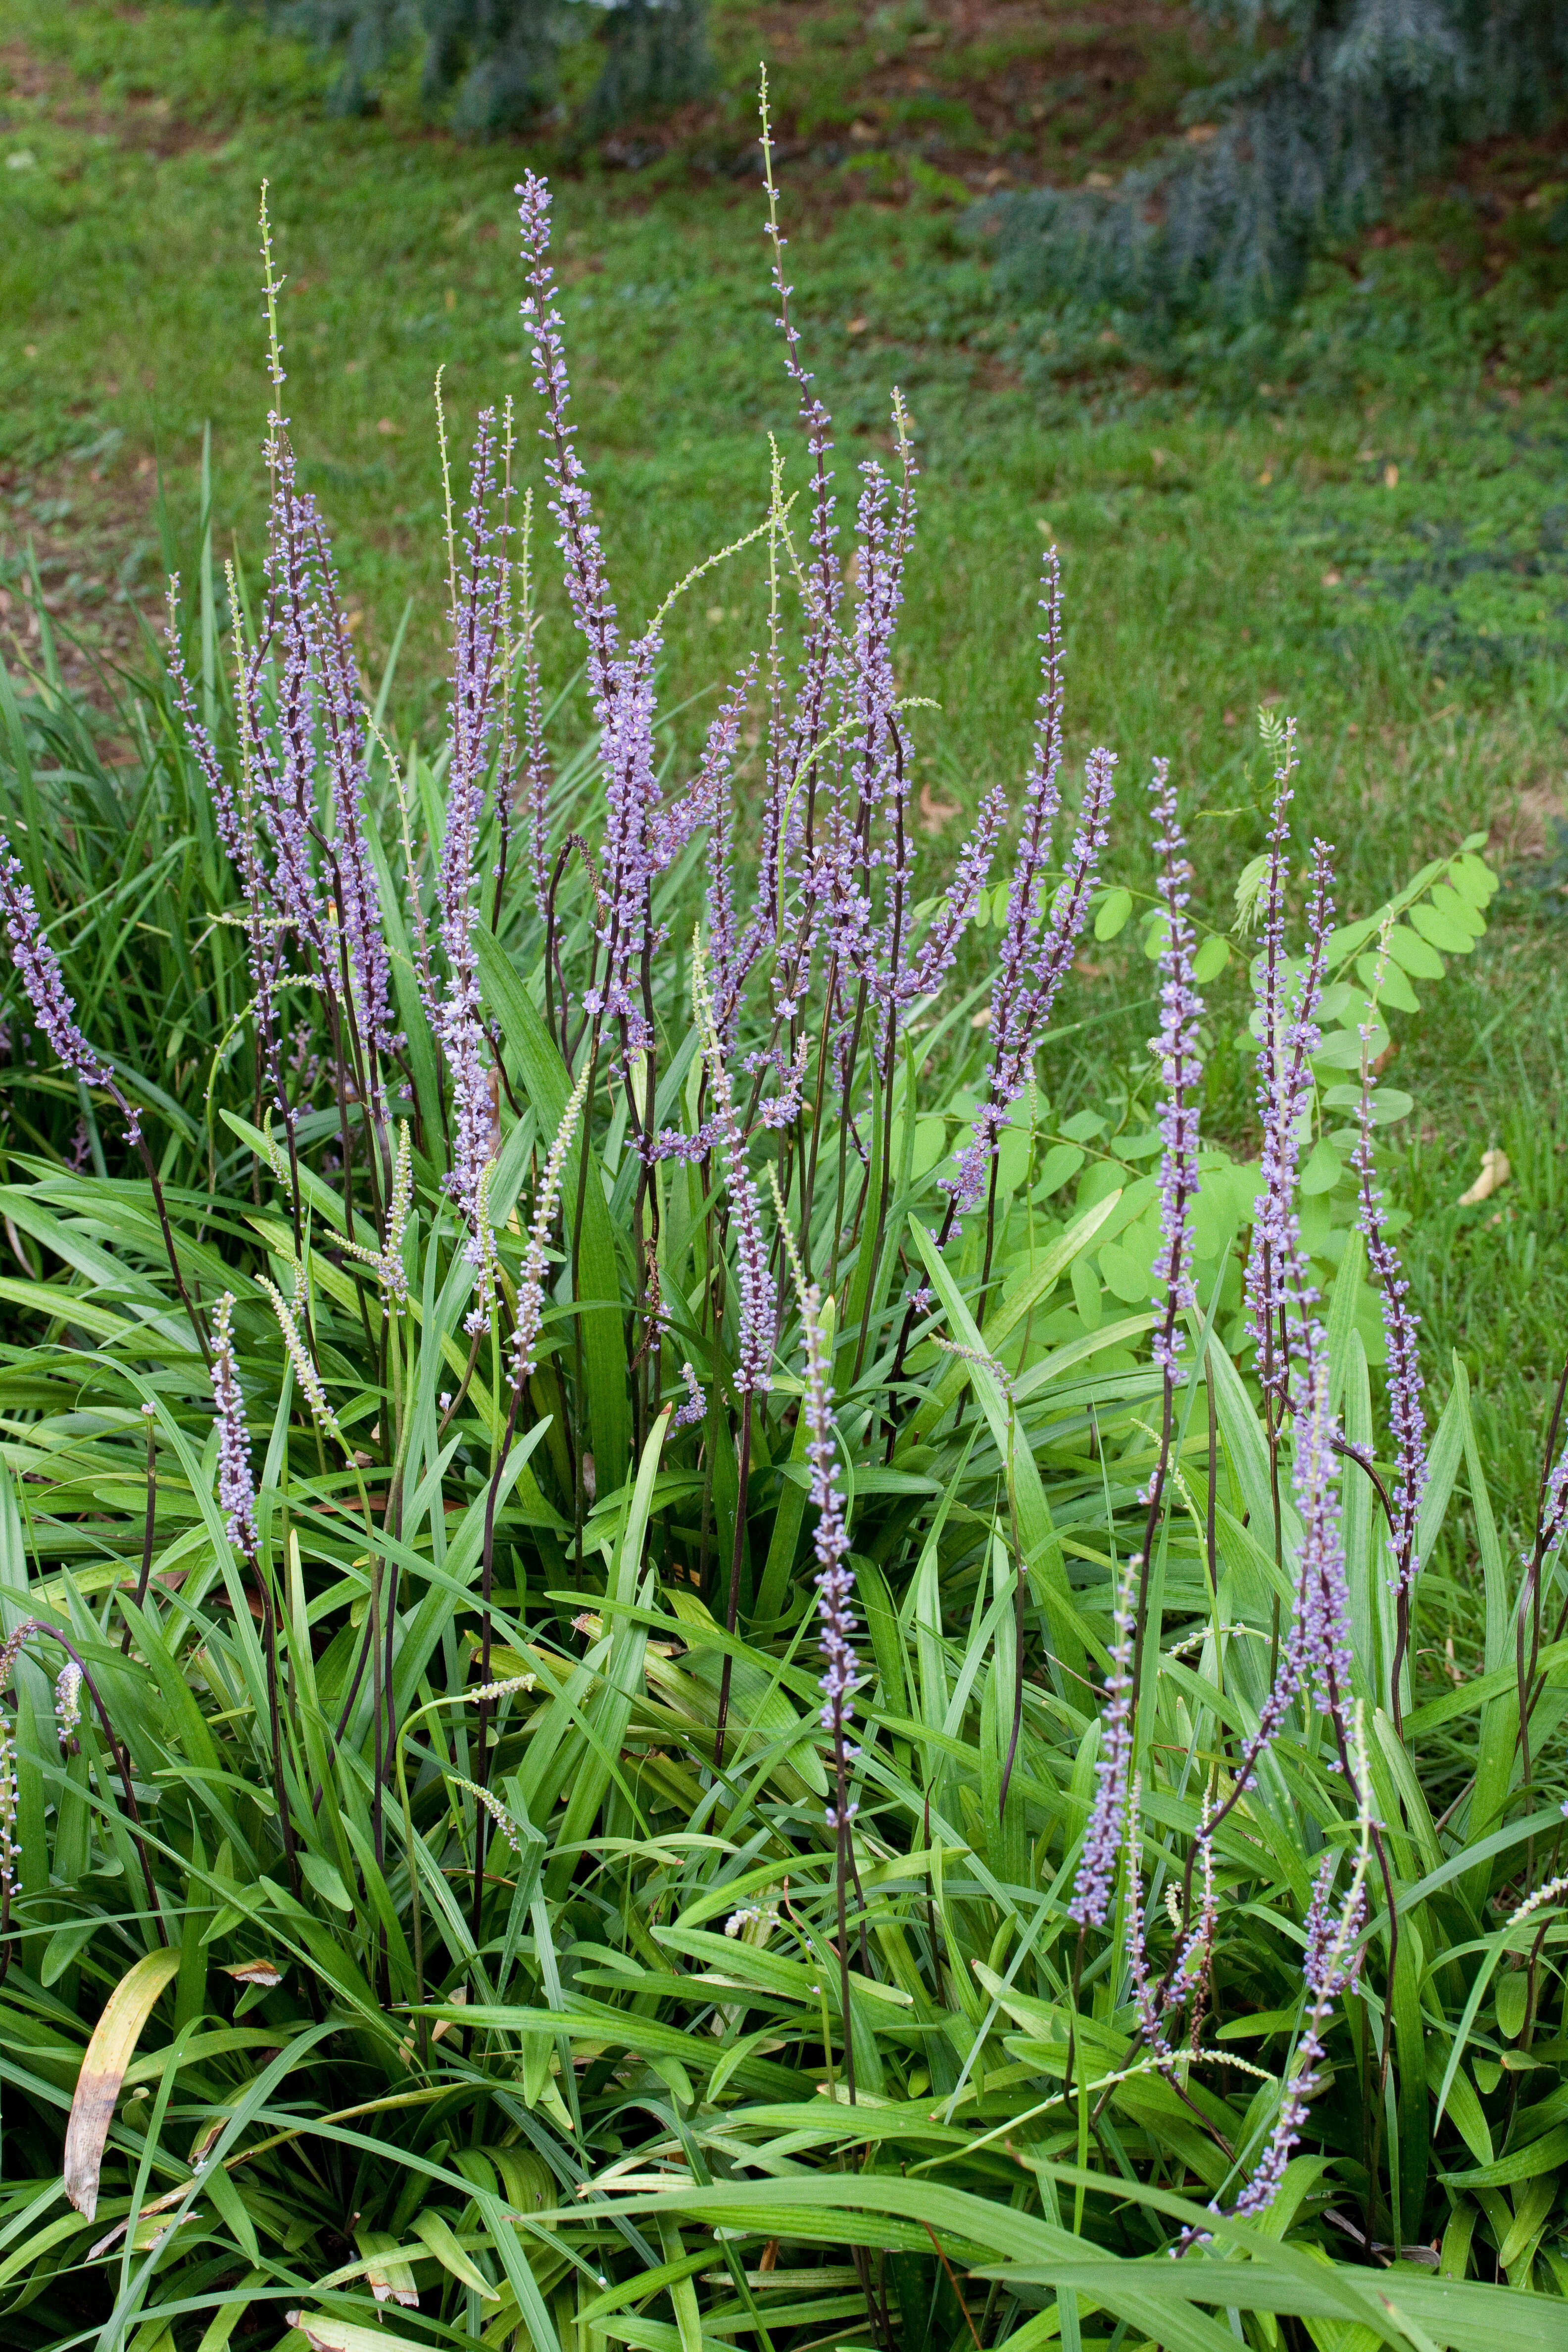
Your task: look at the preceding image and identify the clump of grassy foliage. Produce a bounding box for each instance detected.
[0,121,1567,2352]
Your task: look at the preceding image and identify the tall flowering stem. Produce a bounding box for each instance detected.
[695,939,776,1767]
[888,590,1113,1428]
[1245,821,1333,1409]
[757,68,842,879]
[517,166,656,1077]
[436,406,511,1313]
[1218,1725,1371,2224]
[1243,725,1301,1420]
[1155,1291,1387,2057]
[1069,1547,1136,1930]
[212,1295,297,1884]
[1239,754,1334,1677]
[803,1282,862,2102]
[941,564,1116,1249]
[1126,1782,1219,2069]
[1129,760,1203,1733]
[1349,949,1427,1733]
[1292,1336,1355,1730]
[769,1164,863,2106]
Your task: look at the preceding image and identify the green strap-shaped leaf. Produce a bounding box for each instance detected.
[909,1214,1086,1679]
[475,922,629,1495]
[550,1409,668,1883]
[900,1187,1125,1443]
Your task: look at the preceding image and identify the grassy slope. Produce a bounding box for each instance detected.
[2,0,1568,1542]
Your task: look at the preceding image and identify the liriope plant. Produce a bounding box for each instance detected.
[0,88,1559,2352]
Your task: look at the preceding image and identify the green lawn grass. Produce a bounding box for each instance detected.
[4,0,1568,1547]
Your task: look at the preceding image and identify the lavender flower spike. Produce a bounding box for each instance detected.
[1245,815,1334,1403]
[1123,1776,1163,2055]
[515,171,620,718]
[672,1362,706,1430]
[1146,760,1202,1380]
[693,934,775,1396]
[0,833,114,1096]
[800,1279,861,1829]
[1351,953,1427,1613]
[1225,1819,1369,2220]
[944,745,1115,1217]
[1069,1548,1136,1928]
[1292,1336,1354,1725]
[436,412,508,1266]
[211,1293,258,1565]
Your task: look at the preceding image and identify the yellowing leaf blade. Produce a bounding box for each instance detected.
[64,1946,182,2221]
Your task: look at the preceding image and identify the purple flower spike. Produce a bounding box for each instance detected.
[519,558,553,918]
[723,1112,775,1399]
[800,1280,860,1827]
[164,586,245,863]
[1146,760,1202,1379]
[1225,1848,1367,2220]
[1069,1551,1136,1928]
[651,663,756,879]
[672,1362,706,1430]
[309,517,397,1068]
[211,1293,258,1566]
[436,411,513,1254]
[1244,767,1334,1402]
[1541,1432,1568,1570]
[517,174,660,1062]
[940,556,1111,1213]
[0,833,119,1101]
[943,730,1116,1217]
[1292,1340,1354,1721]
[695,946,775,1397]
[516,175,620,709]
[1302,1849,1367,1998]
[1123,1779,1161,2050]
[904,782,1007,1007]
[1351,1017,1427,1614]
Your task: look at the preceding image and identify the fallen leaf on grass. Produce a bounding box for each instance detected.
[289,2318,428,2352]
[1458,1148,1510,1206]
[918,783,959,833]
